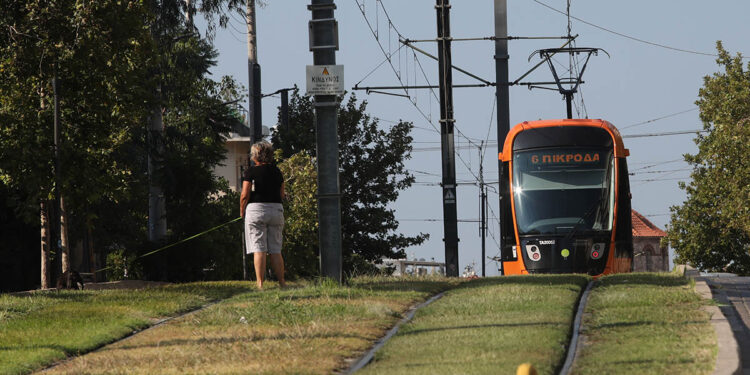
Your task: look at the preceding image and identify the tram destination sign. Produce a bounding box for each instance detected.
[519,148,609,170]
[306,65,344,96]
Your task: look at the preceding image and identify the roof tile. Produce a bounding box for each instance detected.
[632,210,667,237]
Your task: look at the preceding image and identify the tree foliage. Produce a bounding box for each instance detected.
[272,90,428,275]
[276,151,319,279]
[667,42,750,273]
[0,0,153,221]
[0,0,248,288]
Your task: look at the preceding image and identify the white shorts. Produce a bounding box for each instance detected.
[244,203,284,254]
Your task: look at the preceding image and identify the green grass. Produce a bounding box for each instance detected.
[573,273,715,375]
[42,276,458,375]
[1,274,717,375]
[0,282,250,375]
[359,275,591,375]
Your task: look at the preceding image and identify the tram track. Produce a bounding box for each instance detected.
[342,291,447,374]
[344,277,593,374]
[559,280,594,375]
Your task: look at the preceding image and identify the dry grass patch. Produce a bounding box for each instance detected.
[0,282,250,375]
[44,277,457,374]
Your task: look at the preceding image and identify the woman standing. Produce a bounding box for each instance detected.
[240,141,286,289]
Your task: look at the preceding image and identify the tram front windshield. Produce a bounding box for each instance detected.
[512,148,615,235]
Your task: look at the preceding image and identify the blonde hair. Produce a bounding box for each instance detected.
[250,141,274,164]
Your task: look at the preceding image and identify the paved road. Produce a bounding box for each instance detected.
[700,274,750,375]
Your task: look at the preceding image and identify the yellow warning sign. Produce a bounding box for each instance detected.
[322,67,329,75]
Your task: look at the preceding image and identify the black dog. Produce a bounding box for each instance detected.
[56,270,85,290]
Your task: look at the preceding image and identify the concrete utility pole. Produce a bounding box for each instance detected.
[436,0,459,277]
[479,143,486,277]
[247,0,262,143]
[280,89,289,131]
[308,0,342,283]
[147,83,167,242]
[495,0,510,275]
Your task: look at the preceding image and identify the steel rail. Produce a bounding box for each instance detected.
[343,291,446,374]
[559,280,594,375]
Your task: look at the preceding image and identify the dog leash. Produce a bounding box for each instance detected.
[94,216,243,274]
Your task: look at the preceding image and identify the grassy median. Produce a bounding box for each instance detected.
[573,273,715,375]
[0,282,251,375]
[359,275,591,375]
[38,277,457,374]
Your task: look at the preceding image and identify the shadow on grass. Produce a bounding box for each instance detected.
[590,320,708,330]
[162,283,252,296]
[399,321,567,336]
[610,357,702,366]
[596,273,690,288]
[112,330,373,351]
[20,291,95,303]
[449,275,591,292]
[353,275,590,294]
[348,279,454,293]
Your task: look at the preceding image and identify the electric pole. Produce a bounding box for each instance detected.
[479,142,486,277]
[495,0,510,275]
[280,89,289,131]
[436,0,459,277]
[308,0,343,284]
[147,82,167,243]
[247,0,262,143]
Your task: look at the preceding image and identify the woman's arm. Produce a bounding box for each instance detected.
[240,180,252,218]
[280,182,286,201]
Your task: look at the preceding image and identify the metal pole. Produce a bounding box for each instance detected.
[480,144,486,277]
[280,89,289,131]
[309,0,342,284]
[566,92,573,119]
[147,83,167,242]
[436,0,459,277]
[247,0,262,144]
[495,0,510,275]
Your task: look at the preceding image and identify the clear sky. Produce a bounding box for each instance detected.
[199,0,750,276]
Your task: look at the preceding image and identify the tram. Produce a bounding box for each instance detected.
[498,119,633,276]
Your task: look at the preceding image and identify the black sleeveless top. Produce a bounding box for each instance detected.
[242,164,283,203]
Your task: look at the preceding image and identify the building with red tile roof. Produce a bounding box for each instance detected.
[632,210,669,272]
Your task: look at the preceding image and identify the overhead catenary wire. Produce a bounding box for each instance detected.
[354,0,440,134]
[355,0,491,193]
[532,0,750,59]
[355,0,492,187]
[622,129,707,138]
[411,126,706,150]
[630,176,690,182]
[630,158,685,171]
[374,117,439,134]
[355,43,408,88]
[620,108,699,130]
[630,168,692,175]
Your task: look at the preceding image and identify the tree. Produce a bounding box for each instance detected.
[0,0,155,287]
[272,91,428,275]
[667,42,750,274]
[1,0,250,288]
[276,151,319,279]
[138,38,247,281]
